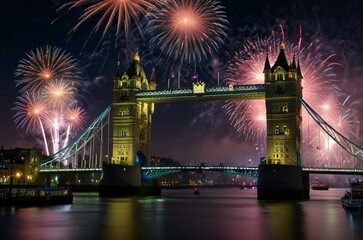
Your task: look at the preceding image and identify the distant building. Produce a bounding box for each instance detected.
[0,146,43,184]
[150,155,161,166]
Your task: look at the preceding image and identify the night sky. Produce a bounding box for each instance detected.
[0,0,362,166]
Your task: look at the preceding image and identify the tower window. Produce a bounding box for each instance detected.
[283,104,288,112]
[120,130,128,137]
[275,126,280,135]
[120,107,129,116]
[283,125,287,135]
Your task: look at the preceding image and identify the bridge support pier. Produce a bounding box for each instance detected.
[99,164,161,197]
[257,164,310,200]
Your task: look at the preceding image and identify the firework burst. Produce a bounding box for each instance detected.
[15,46,80,93]
[59,0,158,42]
[13,94,47,134]
[43,79,77,108]
[13,94,50,155]
[14,46,86,156]
[65,107,87,131]
[148,0,229,64]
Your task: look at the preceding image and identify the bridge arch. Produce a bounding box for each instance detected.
[135,151,147,167]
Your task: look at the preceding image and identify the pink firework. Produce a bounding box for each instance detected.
[225,34,358,166]
[15,46,80,93]
[66,107,87,130]
[13,94,50,155]
[13,94,47,133]
[14,46,86,155]
[148,0,229,63]
[62,107,87,148]
[59,0,158,41]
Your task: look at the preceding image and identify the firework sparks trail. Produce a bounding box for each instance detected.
[58,0,158,43]
[14,46,86,156]
[224,32,358,166]
[15,46,80,93]
[147,0,229,64]
[13,94,50,155]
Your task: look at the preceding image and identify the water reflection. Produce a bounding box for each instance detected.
[259,201,306,240]
[1,189,362,240]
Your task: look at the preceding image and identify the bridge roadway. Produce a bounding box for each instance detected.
[39,166,363,179]
[135,84,265,103]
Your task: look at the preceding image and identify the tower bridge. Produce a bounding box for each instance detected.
[39,45,363,199]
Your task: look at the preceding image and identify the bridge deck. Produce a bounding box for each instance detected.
[135,84,266,103]
[39,166,363,175]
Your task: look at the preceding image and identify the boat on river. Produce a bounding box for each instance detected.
[0,187,73,206]
[194,186,200,195]
[311,179,329,190]
[341,180,363,209]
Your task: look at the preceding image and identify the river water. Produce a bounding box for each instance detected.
[1,188,362,240]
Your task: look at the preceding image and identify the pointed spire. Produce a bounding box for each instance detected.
[272,41,289,72]
[133,50,140,64]
[290,53,297,69]
[150,68,156,83]
[280,41,285,50]
[126,50,141,77]
[115,60,121,77]
[264,52,271,71]
[297,59,303,78]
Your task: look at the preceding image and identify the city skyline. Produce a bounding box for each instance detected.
[0,0,362,167]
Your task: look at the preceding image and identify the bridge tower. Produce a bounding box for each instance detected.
[258,43,309,199]
[111,52,156,166]
[264,42,303,166]
[100,52,160,197]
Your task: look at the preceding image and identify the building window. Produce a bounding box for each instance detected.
[283,125,287,135]
[120,130,128,137]
[275,126,280,135]
[120,107,129,116]
[118,146,128,155]
[283,104,288,112]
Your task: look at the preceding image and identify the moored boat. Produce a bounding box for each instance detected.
[311,179,329,190]
[341,180,363,209]
[0,187,73,206]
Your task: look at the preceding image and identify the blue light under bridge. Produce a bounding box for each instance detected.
[141,166,259,180]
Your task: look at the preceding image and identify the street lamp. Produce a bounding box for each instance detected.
[16,172,21,195]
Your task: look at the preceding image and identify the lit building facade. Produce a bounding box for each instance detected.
[264,43,303,166]
[0,147,43,184]
[111,52,156,166]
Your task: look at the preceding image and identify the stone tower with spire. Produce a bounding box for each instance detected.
[111,52,156,166]
[263,42,303,166]
[258,42,308,200]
